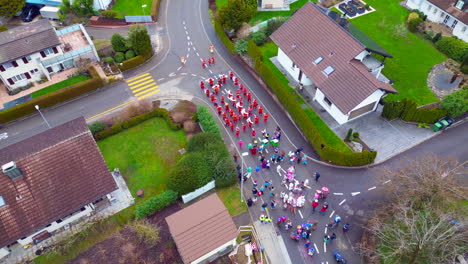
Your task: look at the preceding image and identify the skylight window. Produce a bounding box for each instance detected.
[313,56,323,65]
[323,66,335,76]
[0,196,5,207]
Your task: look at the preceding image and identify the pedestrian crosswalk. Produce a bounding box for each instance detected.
[126,73,160,100]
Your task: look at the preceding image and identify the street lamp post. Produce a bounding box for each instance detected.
[35,105,51,129]
[141,4,148,25]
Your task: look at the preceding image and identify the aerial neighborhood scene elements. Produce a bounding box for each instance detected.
[0,0,466,263]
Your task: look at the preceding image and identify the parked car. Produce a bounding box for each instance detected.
[22,5,41,22]
[432,116,454,132]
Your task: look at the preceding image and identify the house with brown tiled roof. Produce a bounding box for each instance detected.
[406,0,468,42]
[270,2,397,125]
[166,194,238,264]
[0,117,120,259]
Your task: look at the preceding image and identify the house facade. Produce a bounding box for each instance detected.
[0,19,99,92]
[26,0,112,11]
[0,117,118,259]
[271,2,397,125]
[258,0,286,10]
[406,0,468,42]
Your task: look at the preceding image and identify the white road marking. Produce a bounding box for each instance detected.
[351,192,360,196]
[183,26,186,30]
[329,210,335,218]
[209,69,213,73]
[333,193,343,195]
[196,52,200,57]
[0,133,8,140]
[368,186,376,191]
[181,73,187,75]
[221,90,226,94]
[187,36,190,40]
[339,199,346,205]
[384,180,391,184]
[242,152,249,156]
[265,148,269,153]
[298,210,303,219]
[177,66,182,71]
[314,244,319,254]
[185,30,188,35]
[324,227,327,234]
[187,47,190,51]
[191,74,197,76]
[169,72,176,77]
[324,242,327,253]
[187,53,190,58]
[157,78,165,81]
[258,137,262,141]
[182,21,185,25]
[193,46,196,51]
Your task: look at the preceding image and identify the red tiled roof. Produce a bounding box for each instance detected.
[270,2,396,114]
[0,117,117,248]
[428,0,468,24]
[166,194,238,263]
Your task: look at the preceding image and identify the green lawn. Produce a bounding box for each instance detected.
[112,0,153,17]
[98,118,186,199]
[217,185,248,216]
[31,75,90,98]
[259,42,351,152]
[350,0,445,104]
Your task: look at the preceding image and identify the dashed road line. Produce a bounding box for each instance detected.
[333,193,343,195]
[185,30,188,35]
[314,243,319,254]
[191,74,197,76]
[187,53,190,58]
[196,52,200,57]
[323,242,327,253]
[339,199,346,205]
[209,69,213,73]
[324,227,327,234]
[181,73,187,75]
[368,186,376,191]
[187,36,190,40]
[157,78,165,81]
[187,47,190,51]
[351,192,360,196]
[384,180,391,184]
[329,210,335,218]
[169,72,176,77]
[298,210,303,219]
[182,21,185,25]
[177,66,182,71]
[193,46,196,51]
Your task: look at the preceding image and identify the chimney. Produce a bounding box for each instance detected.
[2,161,23,180]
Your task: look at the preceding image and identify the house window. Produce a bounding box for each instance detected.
[313,56,323,65]
[427,5,432,11]
[322,65,335,76]
[47,67,53,73]
[440,12,445,18]
[451,20,458,29]
[292,62,296,68]
[0,196,5,207]
[11,73,26,82]
[433,8,437,14]
[30,68,39,74]
[444,15,450,24]
[3,62,14,69]
[462,26,467,32]
[44,48,54,55]
[323,96,332,106]
[456,0,464,9]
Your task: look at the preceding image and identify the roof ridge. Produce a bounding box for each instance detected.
[175,208,228,233]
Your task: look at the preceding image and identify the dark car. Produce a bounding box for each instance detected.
[21,5,41,22]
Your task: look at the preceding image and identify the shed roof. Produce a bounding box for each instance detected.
[0,117,117,248]
[166,194,238,263]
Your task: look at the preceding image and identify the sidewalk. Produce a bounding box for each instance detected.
[253,221,292,264]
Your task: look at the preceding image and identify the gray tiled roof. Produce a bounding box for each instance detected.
[0,19,61,64]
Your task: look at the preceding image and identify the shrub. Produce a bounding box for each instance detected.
[130,220,160,244]
[128,25,152,59]
[125,50,136,60]
[435,37,468,61]
[187,132,223,152]
[440,89,468,118]
[247,40,263,61]
[197,105,221,135]
[218,0,255,31]
[265,17,286,37]
[0,25,7,32]
[352,132,360,139]
[407,17,423,33]
[383,99,447,123]
[117,55,146,72]
[105,57,114,64]
[432,32,442,43]
[407,12,419,22]
[101,10,118,18]
[345,128,353,141]
[461,64,468,74]
[134,190,178,219]
[114,52,125,63]
[88,121,107,135]
[235,39,248,55]
[411,9,427,20]
[250,30,266,46]
[167,153,212,195]
[214,19,235,54]
[382,100,405,120]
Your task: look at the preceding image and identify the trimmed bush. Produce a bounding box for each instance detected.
[235,39,248,55]
[407,17,423,33]
[114,52,125,63]
[440,89,468,118]
[101,10,118,18]
[125,50,136,60]
[382,99,447,123]
[265,17,286,37]
[111,33,128,52]
[250,30,266,46]
[197,105,221,135]
[135,190,178,219]
[432,32,442,43]
[187,132,223,152]
[461,64,468,74]
[88,121,107,134]
[0,66,103,124]
[382,100,405,120]
[167,152,212,195]
[117,55,146,72]
[247,40,262,61]
[105,57,114,64]
[435,37,468,61]
[214,19,235,54]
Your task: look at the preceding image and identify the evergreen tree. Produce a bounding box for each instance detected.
[0,0,25,17]
[128,25,153,58]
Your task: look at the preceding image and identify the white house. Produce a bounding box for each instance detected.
[166,194,238,264]
[26,0,112,11]
[0,19,99,92]
[270,2,397,125]
[406,0,468,42]
[258,0,287,10]
[0,117,119,259]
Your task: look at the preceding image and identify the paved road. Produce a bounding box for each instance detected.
[0,0,467,263]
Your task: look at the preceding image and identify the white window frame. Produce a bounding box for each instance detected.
[456,0,464,9]
[44,48,54,55]
[3,62,13,69]
[322,65,335,76]
[323,96,332,107]
[451,20,458,29]
[313,56,324,65]
[11,73,26,82]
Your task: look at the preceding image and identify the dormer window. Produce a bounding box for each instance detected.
[313,56,323,65]
[323,65,335,76]
[456,0,464,10]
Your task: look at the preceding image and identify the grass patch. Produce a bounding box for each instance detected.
[350,0,445,105]
[98,118,186,200]
[250,0,310,24]
[215,0,228,9]
[93,39,111,50]
[34,118,186,264]
[31,75,91,98]
[217,184,248,216]
[112,0,153,17]
[259,42,351,152]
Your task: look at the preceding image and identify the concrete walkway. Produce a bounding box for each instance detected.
[253,221,292,264]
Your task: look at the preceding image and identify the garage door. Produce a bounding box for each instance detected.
[348,102,376,120]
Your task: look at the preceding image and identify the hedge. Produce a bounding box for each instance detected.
[382,99,447,123]
[0,66,104,124]
[197,105,221,136]
[135,190,178,219]
[117,55,146,72]
[214,19,235,54]
[246,44,376,166]
[94,108,181,140]
[435,37,468,61]
[167,152,212,195]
